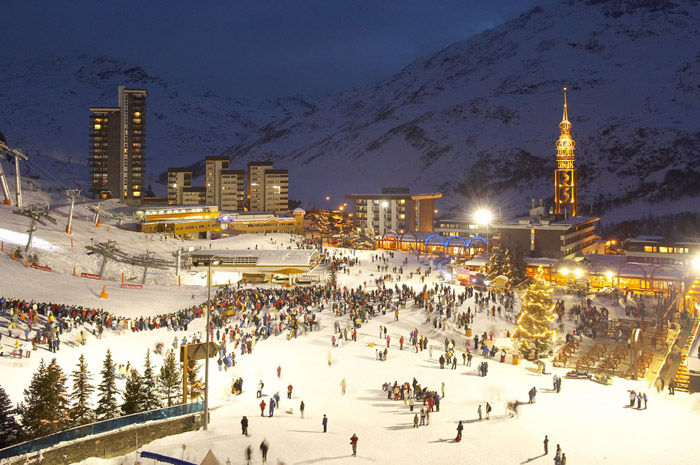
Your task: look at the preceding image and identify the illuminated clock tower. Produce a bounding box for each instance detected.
[554,87,577,217]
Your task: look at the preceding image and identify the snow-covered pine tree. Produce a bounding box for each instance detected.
[121,369,144,415]
[20,359,70,439]
[158,349,182,406]
[95,350,120,420]
[513,270,557,360]
[352,228,376,250]
[141,350,162,411]
[186,360,204,401]
[69,354,95,426]
[0,384,21,447]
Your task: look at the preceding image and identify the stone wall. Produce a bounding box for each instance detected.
[4,413,203,465]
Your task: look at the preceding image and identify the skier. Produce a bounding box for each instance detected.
[455,421,463,442]
[322,414,328,432]
[350,433,358,456]
[260,440,269,463]
[241,416,248,436]
[544,435,549,455]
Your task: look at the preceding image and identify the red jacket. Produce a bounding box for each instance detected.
[350,435,358,445]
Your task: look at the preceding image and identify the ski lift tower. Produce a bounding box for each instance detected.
[0,131,29,208]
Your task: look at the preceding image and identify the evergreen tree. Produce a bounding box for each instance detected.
[352,228,376,250]
[141,350,162,411]
[20,358,69,439]
[69,354,95,426]
[158,349,182,406]
[186,360,205,401]
[121,369,144,415]
[0,385,21,448]
[328,265,338,289]
[513,270,557,360]
[95,350,120,420]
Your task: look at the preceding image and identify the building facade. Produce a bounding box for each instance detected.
[221,169,245,212]
[623,236,700,266]
[263,169,289,214]
[89,86,147,205]
[247,161,274,212]
[554,87,577,217]
[345,187,442,236]
[167,168,192,205]
[205,156,230,208]
[182,187,207,205]
[89,107,121,200]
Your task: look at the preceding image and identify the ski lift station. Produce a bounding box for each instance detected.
[188,249,320,284]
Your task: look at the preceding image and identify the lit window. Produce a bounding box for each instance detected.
[94,124,101,130]
[643,246,653,252]
[659,247,669,253]
[134,112,141,117]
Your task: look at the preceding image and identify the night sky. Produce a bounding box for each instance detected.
[3,0,538,100]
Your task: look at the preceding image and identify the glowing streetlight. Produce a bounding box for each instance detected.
[693,255,700,272]
[560,268,570,276]
[325,196,330,201]
[381,201,389,208]
[573,268,584,277]
[474,209,493,252]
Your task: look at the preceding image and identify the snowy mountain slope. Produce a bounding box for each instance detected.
[0,53,315,192]
[223,0,700,221]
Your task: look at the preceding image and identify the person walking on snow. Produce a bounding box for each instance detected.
[544,435,549,455]
[322,414,328,432]
[478,404,482,420]
[485,402,491,419]
[241,416,248,436]
[455,421,464,442]
[300,400,305,418]
[413,413,419,428]
[341,378,347,395]
[259,399,266,416]
[259,440,269,463]
[350,434,358,456]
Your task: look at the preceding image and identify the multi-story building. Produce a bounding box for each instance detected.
[89,86,147,205]
[182,187,207,205]
[221,169,245,212]
[496,213,600,259]
[89,107,121,199]
[345,187,442,236]
[205,156,230,207]
[167,168,192,205]
[623,236,700,266]
[247,161,274,212]
[263,169,289,214]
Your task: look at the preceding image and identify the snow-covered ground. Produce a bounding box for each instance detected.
[0,195,699,465]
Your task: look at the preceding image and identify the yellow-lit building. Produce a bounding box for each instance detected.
[136,205,220,239]
[219,209,305,236]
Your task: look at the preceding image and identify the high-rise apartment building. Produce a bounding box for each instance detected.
[263,169,289,214]
[205,156,230,207]
[89,86,147,204]
[247,161,274,212]
[167,168,192,205]
[182,187,207,205]
[221,169,245,212]
[89,108,121,199]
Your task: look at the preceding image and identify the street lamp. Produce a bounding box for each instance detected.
[204,258,220,430]
[474,209,493,253]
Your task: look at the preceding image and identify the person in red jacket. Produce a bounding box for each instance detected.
[259,399,266,416]
[350,433,358,456]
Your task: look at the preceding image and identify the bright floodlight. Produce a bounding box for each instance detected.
[474,209,493,225]
[693,255,700,271]
[605,270,614,279]
[559,268,569,276]
[573,268,584,277]
[381,201,389,208]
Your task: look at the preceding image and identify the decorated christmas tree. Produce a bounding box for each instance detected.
[159,349,182,406]
[69,354,95,426]
[141,350,162,411]
[95,350,120,420]
[352,228,376,250]
[0,384,21,447]
[186,360,205,401]
[513,270,557,360]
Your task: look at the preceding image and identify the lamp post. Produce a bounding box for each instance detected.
[204,258,219,430]
[474,209,493,253]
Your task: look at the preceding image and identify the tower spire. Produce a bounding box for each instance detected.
[554,86,577,217]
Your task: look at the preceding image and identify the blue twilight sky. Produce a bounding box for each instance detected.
[3,0,539,100]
